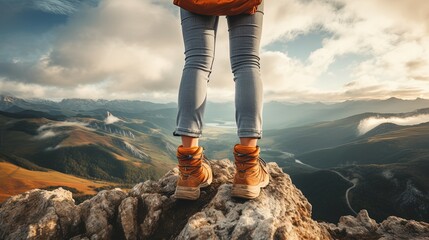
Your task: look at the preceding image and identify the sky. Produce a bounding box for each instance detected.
[0,0,429,103]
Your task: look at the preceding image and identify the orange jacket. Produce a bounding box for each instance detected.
[173,0,262,16]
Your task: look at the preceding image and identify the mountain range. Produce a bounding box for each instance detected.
[0,94,428,223]
[3,95,429,129]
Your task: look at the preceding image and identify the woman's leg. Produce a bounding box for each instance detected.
[227,2,264,146]
[174,9,217,200]
[173,8,219,147]
[228,3,268,199]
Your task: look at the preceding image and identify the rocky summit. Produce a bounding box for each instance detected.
[0,160,428,240]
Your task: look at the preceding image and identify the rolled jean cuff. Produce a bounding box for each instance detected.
[173,128,202,138]
[237,129,262,139]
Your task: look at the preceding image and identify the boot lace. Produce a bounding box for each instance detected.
[178,148,211,177]
[233,152,267,173]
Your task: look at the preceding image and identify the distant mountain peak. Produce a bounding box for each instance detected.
[104,111,124,124]
[385,97,401,101]
[0,95,22,103]
[60,98,108,104]
[0,95,29,112]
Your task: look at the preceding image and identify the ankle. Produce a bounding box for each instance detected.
[239,137,257,147]
[181,136,199,147]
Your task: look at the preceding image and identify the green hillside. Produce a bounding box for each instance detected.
[0,113,176,184]
[264,113,373,154]
[264,109,429,155]
[297,123,429,168]
[265,111,429,223]
[339,159,429,222]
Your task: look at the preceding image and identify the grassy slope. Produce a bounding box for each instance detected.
[0,116,176,183]
[0,161,115,203]
[0,113,178,204]
[263,113,372,154]
[297,123,429,168]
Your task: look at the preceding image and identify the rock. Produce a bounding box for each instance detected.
[378,216,429,240]
[338,210,378,236]
[138,193,168,238]
[322,209,429,240]
[1,159,428,240]
[77,188,127,239]
[0,188,80,240]
[118,197,138,240]
[177,161,330,240]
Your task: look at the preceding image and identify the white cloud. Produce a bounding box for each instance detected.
[259,0,429,101]
[34,129,58,139]
[358,114,429,135]
[262,0,337,45]
[45,145,62,151]
[1,0,429,102]
[38,121,89,131]
[34,120,94,141]
[32,0,84,15]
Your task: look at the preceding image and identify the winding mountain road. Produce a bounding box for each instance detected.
[277,150,359,216]
[295,159,358,215]
[329,170,358,215]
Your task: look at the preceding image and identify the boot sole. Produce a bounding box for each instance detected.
[231,177,269,199]
[175,169,213,200]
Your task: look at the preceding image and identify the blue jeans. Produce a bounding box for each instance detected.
[173,2,264,139]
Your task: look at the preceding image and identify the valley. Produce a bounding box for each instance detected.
[0,97,181,203]
[0,95,428,224]
[263,110,429,222]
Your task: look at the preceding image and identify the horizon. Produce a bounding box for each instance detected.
[1,0,429,102]
[1,93,428,105]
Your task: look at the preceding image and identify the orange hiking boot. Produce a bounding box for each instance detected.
[231,144,270,199]
[175,145,213,200]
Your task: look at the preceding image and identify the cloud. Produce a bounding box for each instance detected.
[1,0,182,97]
[34,121,91,139]
[260,0,429,101]
[357,114,429,135]
[1,0,429,102]
[34,129,59,139]
[38,121,89,131]
[46,0,182,92]
[34,120,93,140]
[0,0,98,16]
[32,0,96,15]
[45,145,62,151]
